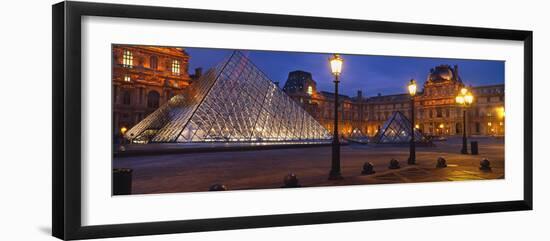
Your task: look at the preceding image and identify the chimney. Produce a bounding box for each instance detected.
[357,90,363,99]
[194,68,203,79]
[377,93,382,97]
[453,64,462,82]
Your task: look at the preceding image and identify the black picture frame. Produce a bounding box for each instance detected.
[52,1,533,240]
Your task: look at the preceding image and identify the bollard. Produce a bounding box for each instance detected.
[209,184,228,191]
[436,157,447,168]
[283,173,301,188]
[479,158,491,171]
[388,159,400,169]
[470,141,479,155]
[113,168,132,195]
[361,162,376,175]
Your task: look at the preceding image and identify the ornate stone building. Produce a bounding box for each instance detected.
[282,70,368,136]
[112,45,193,139]
[283,65,505,137]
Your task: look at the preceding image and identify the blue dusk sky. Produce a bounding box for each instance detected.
[185,47,504,97]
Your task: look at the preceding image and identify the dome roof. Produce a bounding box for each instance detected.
[428,65,454,82]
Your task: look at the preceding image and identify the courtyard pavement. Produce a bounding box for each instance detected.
[113,136,504,195]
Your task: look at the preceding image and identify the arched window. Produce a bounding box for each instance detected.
[147,91,160,108]
[122,90,131,105]
[150,56,158,70]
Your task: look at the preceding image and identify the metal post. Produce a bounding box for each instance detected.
[119,131,126,152]
[461,108,468,154]
[408,97,416,164]
[329,75,342,180]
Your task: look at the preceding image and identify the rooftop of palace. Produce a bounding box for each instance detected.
[314,83,504,104]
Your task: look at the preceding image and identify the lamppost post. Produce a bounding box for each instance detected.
[408,79,417,165]
[329,54,343,180]
[119,126,128,152]
[461,109,468,154]
[456,87,474,154]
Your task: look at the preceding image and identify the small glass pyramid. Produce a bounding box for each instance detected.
[125,51,331,144]
[372,111,430,144]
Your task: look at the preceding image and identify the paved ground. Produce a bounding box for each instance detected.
[113,136,504,195]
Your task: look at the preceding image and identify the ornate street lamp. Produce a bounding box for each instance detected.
[120,126,128,135]
[455,87,474,154]
[407,79,417,165]
[119,126,128,151]
[328,54,343,180]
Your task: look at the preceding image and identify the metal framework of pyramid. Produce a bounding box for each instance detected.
[372,111,430,144]
[125,51,331,144]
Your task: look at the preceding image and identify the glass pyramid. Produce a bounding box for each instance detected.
[125,51,331,144]
[372,111,430,144]
[346,128,369,143]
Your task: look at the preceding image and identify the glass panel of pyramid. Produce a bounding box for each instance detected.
[125,51,331,143]
[372,111,430,144]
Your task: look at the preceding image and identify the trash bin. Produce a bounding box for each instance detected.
[113,168,132,195]
[470,141,479,155]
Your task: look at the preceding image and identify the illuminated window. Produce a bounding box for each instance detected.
[307,85,313,95]
[122,50,133,68]
[124,75,131,82]
[171,59,180,75]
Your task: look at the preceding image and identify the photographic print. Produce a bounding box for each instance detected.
[53,3,532,239]
[111,45,505,195]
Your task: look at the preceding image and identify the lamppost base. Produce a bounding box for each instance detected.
[328,171,343,180]
[407,157,416,165]
[460,149,468,154]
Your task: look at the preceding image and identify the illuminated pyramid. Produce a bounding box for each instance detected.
[125,51,331,143]
[372,111,430,144]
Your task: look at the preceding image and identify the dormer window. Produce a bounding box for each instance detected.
[122,50,133,68]
[124,74,131,82]
[171,59,180,75]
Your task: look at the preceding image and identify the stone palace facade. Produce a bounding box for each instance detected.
[112,45,202,138]
[283,65,505,137]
